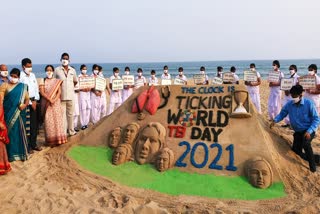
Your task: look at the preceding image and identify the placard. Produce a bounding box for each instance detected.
[280,78,294,91]
[222,72,234,82]
[95,76,106,91]
[268,71,280,83]
[79,76,95,89]
[122,75,135,85]
[135,78,145,88]
[112,79,124,90]
[212,77,223,85]
[161,79,172,85]
[174,78,186,85]
[193,74,205,84]
[243,70,258,82]
[298,75,316,89]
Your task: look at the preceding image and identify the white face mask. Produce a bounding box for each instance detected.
[24,67,32,74]
[114,73,119,77]
[164,70,168,74]
[10,77,19,84]
[61,59,69,66]
[81,70,87,74]
[308,70,315,76]
[250,68,255,72]
[46,72,53,79]
[0,70,8,77]
[93,70,99,75]
[151,74,155,78]
[218,71,222,75]
[273,66,278,71]
[179,72,183,75]
[138,72,142,76]
[292,96,301,103]
[125,71,129,75]
[200,71,205,74]
[289,70,295,75]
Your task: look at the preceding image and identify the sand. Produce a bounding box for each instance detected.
[1,80,320,213]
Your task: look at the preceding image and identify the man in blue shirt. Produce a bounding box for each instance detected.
[270,85,320,172]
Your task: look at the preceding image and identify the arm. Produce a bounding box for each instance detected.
[52,87,61,103]
[273,104,289,123]
[39,85,51,102]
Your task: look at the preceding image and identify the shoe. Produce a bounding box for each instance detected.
[74,128,80,132]
[32,146,43,151]
[81,126,87,130]
[69,132,77,136]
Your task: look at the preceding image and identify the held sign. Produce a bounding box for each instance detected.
[280,78,294,90]
[112,79,124,90]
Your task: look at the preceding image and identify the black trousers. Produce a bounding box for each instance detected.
[29,105,38,149]
[292,131,316,172]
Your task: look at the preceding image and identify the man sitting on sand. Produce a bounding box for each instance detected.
[270,85,320,173]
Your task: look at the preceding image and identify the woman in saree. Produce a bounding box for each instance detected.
[3,68,29,162]
[0,98,11,174]
[39,65,67,146]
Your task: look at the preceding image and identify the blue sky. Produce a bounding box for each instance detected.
[1,0,320,64]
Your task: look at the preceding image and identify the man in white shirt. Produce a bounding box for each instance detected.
[175,67,188,85]
[107,67,122,115]
[161,65,171,80]
[20,58,41,152]
[54,53,78,136]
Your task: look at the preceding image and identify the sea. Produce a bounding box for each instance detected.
[6,59,320,79]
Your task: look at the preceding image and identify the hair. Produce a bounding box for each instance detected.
[250,63,256,68]
[10,68,21,77]
[113,67,119,72]
[308,64,317,72]
[137,68,143,73]
[163,65,168,70]
[60,52,69,60]
[45,65,54,72]
[21,58,32,67]
[217,66,223,71]
[143,122,166,149]
[230,66,236,72]
[98,65,102,71]
[178,67,183,72]
[125,66,130,71]
[289,64,297,72]
[151,70,156,74]
[290,85,304,95]
[92,64,99,71]
[272,60,280,68]
[80,64,86,70]
[117,144,133,159]
[200,66,205,71]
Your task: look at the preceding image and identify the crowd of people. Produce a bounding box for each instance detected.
[0,54,320,175]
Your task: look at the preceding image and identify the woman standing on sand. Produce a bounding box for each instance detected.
[2,68,29,161]
[0,96,11,174]
[39,65,67,146]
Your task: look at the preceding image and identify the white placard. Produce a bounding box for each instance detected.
[212,77,223,85]
[112,79,124,90]
[280,78,294,90]
[134,78,145,88]
[243,70,258,82]
[222,72,234,82]
[161,79,172,85]
[122,75,135,85]
[298,75,316,89]
[193,74,205,84]
[268,71,280,83]
[79,76,95,89]
[95,76,106,91]
[174,78,186,85]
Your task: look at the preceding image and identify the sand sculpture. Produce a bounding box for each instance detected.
[122,122,140,147]
[108,127,122,148]
[245,157,273,189]
[155,147,175,172]
[112,143,133,165]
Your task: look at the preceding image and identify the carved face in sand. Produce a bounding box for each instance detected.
[247,158,273,189]
[109,127,122,148]
[135,122,166,164]
[156,148,174,172]
[112,144,133,165]
[123,123,140,146]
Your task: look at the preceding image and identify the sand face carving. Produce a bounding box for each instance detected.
[112,144,133,165]
[109,127,122,148]
[123,123,140,146]
[245,157,273,189]
[156,148,175,172]
[135,122,166,164]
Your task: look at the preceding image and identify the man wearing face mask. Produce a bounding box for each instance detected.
[161,65,171,80]
[134,68,147,89]
[122,66,134,104]
[197,66,209,85]
[245,63,262,114]
[107,67,122,115]
[20,58,41,152]
[304,64,320,114]
[270,85,320,173]
[148,70,158,85]
[216,66,223,78]
[0,64,9,85]
[175,67,188,85]
[54,53,78,136]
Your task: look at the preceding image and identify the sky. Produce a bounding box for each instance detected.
[1,0,320,64]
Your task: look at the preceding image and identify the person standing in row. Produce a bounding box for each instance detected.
[0,64,9,85]
[78,64,91,130]
[107,67,122,115]
[39,65,67,146]
[304,64,320,114]
[197,66,209,85]
[98,65,107,119]
[90,64,103,124]
[148,70,158,85]
[161,65,171,80]
[20,58,41,152]
[175,67,187,85]
[54,53,78,136]
[216,66,223,78]
[230,66,239,84]
[122,66,133,104]
[135,68,147,89]
[268,60,284,120]
[245,63,262,114]
[73,69,80,132]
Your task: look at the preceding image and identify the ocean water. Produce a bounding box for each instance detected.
[6,59,320,79]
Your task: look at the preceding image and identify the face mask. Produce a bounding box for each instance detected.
[125,71,129,75]
[250,68,255,72]
[164,70,168,74]
[61,59,69,66]
[93,70,99,75]
[81,70,87,74]
[24,67,32,74]
[289,70,295,75]
[114,73,119,77]
[292,97,301,103]
[200,71,205,74]
[138,72,142,76]
[0,71,8,77]
[151,74,155,78]
[308,71,315,76]
[273,66,278,71]
[46,72,53,79]
[218,71,222,75]
[179,72,183,75]
[10,77,19,84]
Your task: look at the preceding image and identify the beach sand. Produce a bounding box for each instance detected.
[1,80,320,213]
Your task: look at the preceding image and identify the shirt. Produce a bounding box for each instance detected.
[148,77,159,85]
[161,73,171,79]
[274,97,320,134]
[175,75,188,82]
[109,75,122,103]
[54,66,78,101]
[246,71,261,93]
[20,71,40,104]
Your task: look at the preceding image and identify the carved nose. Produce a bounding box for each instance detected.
[143,138,150,150]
